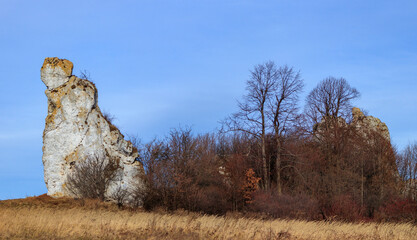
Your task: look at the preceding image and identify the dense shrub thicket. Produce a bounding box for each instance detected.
[133,127,416,223]
[68,61,417,223]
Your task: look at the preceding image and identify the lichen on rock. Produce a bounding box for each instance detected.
[41,57,73,89]
[41,57,144,203]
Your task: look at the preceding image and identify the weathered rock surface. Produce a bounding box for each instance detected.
[41,57,144,201]
[352,107,390,141]
[314,108,390,142]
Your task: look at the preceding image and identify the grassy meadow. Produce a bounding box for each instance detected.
[0,195,416,240]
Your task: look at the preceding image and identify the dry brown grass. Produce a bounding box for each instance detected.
[0,195,416,240]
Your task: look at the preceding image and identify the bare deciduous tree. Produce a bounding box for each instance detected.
[304,78,360,192]
[398,142,417,200]
[224,62,303,192]
[268,65,303,194]
[224,61,278,190]
[305,77,360,126]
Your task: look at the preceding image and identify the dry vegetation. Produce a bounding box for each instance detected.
[0,195,416,240]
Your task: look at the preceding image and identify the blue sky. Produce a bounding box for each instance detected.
[0,0,416,199]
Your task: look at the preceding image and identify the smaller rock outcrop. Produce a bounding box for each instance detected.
[41,57,144,203]
[351,107,390,141]
[313,108,391,143]
[41,58,74,89]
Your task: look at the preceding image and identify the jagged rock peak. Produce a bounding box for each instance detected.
[41,57,144,202]
[352,107,365,120]
[41,57,74,89]
[351,107,390,141]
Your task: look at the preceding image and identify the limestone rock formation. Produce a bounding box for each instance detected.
[313,108,390,142]
[352,107,390,141]
[41,57,144,201]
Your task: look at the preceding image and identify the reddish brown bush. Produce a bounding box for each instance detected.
[249,191,320,220]
[195,185,229,214]
[326,194,364,222]
[376,198,417,223]
[241,168,261,204]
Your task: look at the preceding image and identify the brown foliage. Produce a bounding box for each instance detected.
[327,194,365,222]
[134,120,404,222]
[249,191,320,220]
[242,168,260,204]
[376,197,417,223]
[137,128,229,214]
[121,73,406,222]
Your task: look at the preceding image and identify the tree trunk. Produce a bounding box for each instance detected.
[361,159,364,208]
[261,107,269,190]
[276,136,282,195]
[261,135,269,190]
